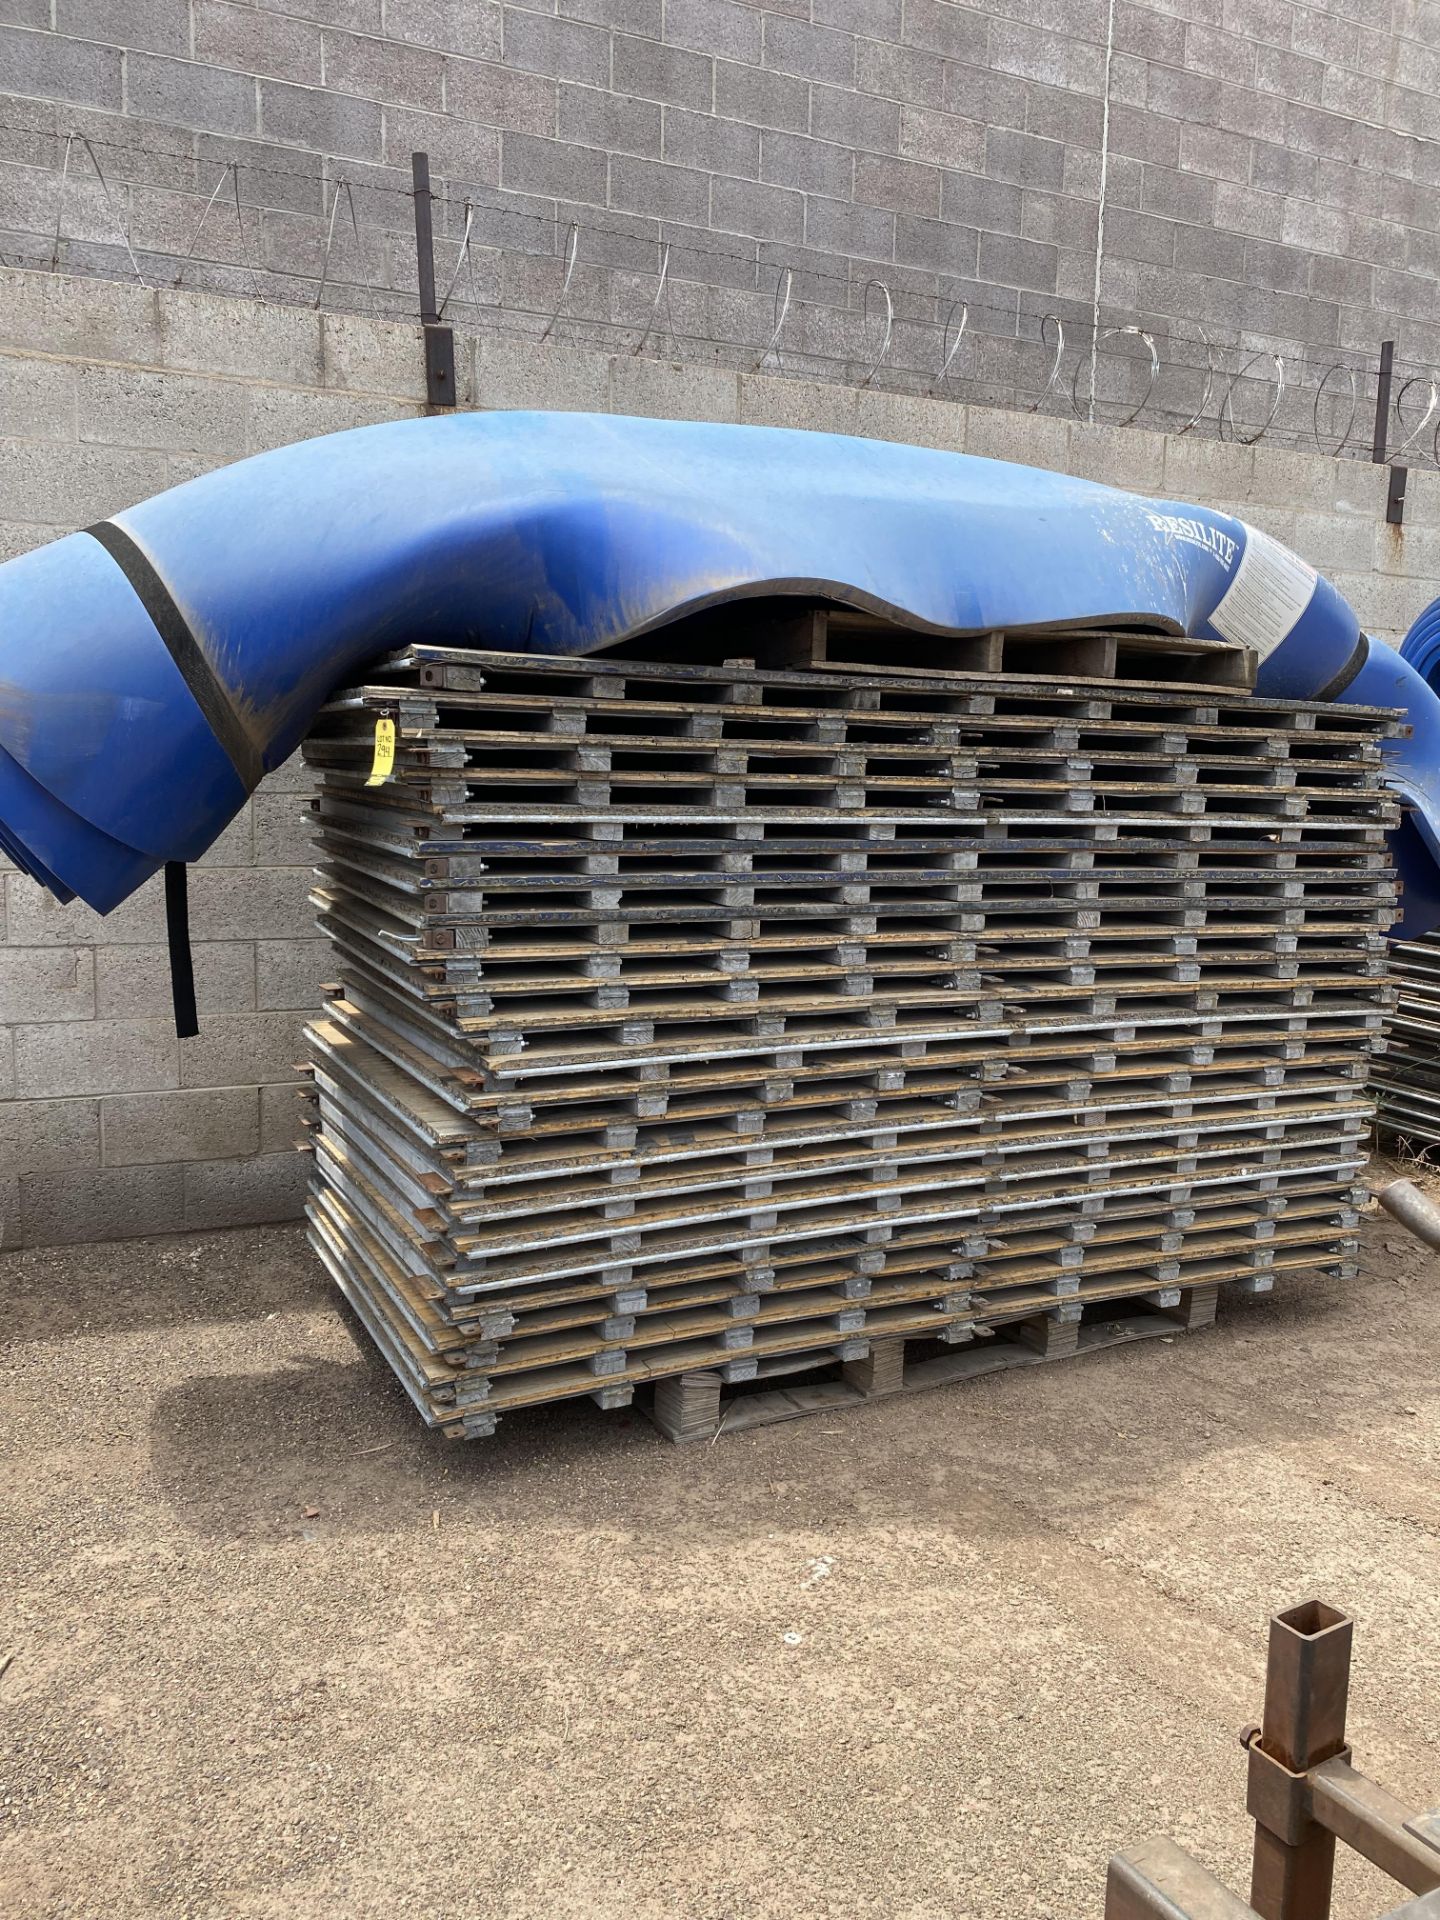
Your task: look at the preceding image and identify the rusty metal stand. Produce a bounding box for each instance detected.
[1105,1601,1440,1920]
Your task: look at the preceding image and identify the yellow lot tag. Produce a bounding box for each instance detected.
[365,716,396,786]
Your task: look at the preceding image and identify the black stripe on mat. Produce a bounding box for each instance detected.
[86,519,263,790]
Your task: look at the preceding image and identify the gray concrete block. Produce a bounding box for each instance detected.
[939,171,1023,235]
[247,793,313,871]
[0,438,171,530]
[854,152,942,218]
[1250,441,1339,510]
[611,352,739,422]
[476,328,611,410]
[0,520,56,562]
[256,937,330,1011]
[898,104,984,173]
[0,23,123,109]
[1292,510,1376,575]
[902,0,987,60]
[0,946,94,1023]
[2,0,59,25]
[445,55,555,133]
[757,128,850,198]
[666,106,759,177]
[817,77,898,152]
[559,83,662,159]
[716,58,808,133]
[182,1149,307,1230]
[260,1081,306,1154]
[158,286,324,385]
[14,1018,179,1098]
[854,37,944,110]
[610,153,710,225]
[977,230,1056,292]
[192,0,324,82]
[389,0,502,59]
[320,308,426,398]
[1070,418,1168,494]
[127,51,259,137]
[323,28,445,108]
[0,1026,11,1103]
[248,383,414,453]
[502,7,610,86]
[259,78,383,159]
[187,867,314,943]
[739,369,858,436]
[6,1096,102,1176]
[57,0,190,53]
[804,193,893,263]
[985,125,1065,190]
[180,1011,308,1089]
[76,365,252,455]
[0,268,161,366]
[6,869,166,948]
[711,173,804,244]
[963,401,1068,471]
[894,214,977,275]
[95,940,257,1018]
[561,0,660,36]
[103,1086,262,1166]
[1161,434,1255,503]
[0,353,78,442]
[854,385,965,451]
[501,129,607,203]
[19,1162,186,1247]
[763,15,854,87]
[665,0,759,64]
[614,33,713,110]
[989,19,1106,94]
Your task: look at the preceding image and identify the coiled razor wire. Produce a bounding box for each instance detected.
[1071,325,1159,428]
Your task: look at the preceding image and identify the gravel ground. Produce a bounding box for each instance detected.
[2,1184,1438,1920]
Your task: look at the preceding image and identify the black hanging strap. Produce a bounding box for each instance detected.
[164,860,199,1039]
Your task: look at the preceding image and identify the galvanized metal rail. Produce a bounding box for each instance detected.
[1106,1600,1440,1920]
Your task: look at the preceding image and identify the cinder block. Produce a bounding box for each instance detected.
[179,1011,308,1089]
[0,1026,12,1102]
[256,937,330,1011]
[1068,419,1165,493]
[322,27,445,107]
[320,309,425,398]
[504,7,611,85]
[1292,510,1375,574]
[855,387,966,453]
[763,14,855,87]
[387,0,502,60]
[1161,434,1255,503]
[102,1086,261,1165]
[739,370,859,436]
[898,104,985,172]
[193,0,324,81]
[6,1097,101,1175]
[610,354,740,423]
[0,439,171,530]
[475,328,611,412]
[63,0,193,55]
[186,866,315,942]
[94,940,257,1018]
[757,128,850,198]
[260,1080,307,1153]
[0,24,123,109]
[128,50,259,136]
[183,1149,308,1230]
[717,57,809,132]
[500,129,607,203]
[5,870,166,947]
[558,81,662,160]
[610,153,711,226]
[443,57,556,135]
[0,520,56,562]
[614,32,714,110]
[76,365,252,456]
[19,1163,186,1246]
[0,354,78,443]
[710,174,805,244]
[964,402,1068,472]
[259,78,384,161]
[665,0,759,64]
[250,790,316,868]
[247,384,413,454]
[158,286,324,386]
[14,1018,179,1099]
[0,946,94,1023]
[1249,441,1336,510]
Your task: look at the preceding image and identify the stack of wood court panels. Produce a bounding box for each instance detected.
[1374,932,1440,1148]
[298,628,1398,1442]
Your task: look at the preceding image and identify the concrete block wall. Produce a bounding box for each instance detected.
[3,262,1439,1248]
[2,2,1440,366]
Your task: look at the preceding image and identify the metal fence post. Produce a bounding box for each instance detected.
[1372,338,1406,526]
[411,150,456,409]
[1248,1600,1354,1920]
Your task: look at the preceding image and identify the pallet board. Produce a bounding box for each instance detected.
[300,615,1398,1442]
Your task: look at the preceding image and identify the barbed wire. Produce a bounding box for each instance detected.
[5,112,1440,468]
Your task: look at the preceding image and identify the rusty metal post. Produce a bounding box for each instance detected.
[410,151,456,409]
[1249,1600,1354,1920]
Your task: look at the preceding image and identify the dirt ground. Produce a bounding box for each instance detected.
[2,1179,1438,1920]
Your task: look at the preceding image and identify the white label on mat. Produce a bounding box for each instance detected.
[1208,523,1318,659]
